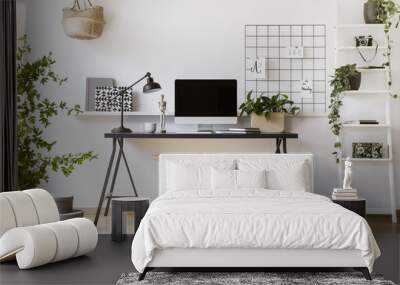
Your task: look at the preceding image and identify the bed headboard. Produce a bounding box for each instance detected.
[159,153,314,195]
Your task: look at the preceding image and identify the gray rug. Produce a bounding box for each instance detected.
[116,272,396,285]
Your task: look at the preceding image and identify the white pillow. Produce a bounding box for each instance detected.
[238,159,308,192]
[211,168,236,190]
[211,169,267,190]
[167,160,235,192]
[266,161,307,191]
[236,169,267,189]
[167,163,209,191]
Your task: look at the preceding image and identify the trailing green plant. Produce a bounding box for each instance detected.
[328,64,360,163]
[17,35,97,190]
[375,0,400,98]
[375,0,400,29]
[239,91,300,119]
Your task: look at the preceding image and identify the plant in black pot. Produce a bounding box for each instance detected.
[328,64,361,163]
[239,92,299,133]
[364,0,381,23]
[364,0,400,24]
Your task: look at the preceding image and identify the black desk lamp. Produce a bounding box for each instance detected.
[111,72,161,133]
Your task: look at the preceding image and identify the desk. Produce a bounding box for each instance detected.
[94,131,299,225]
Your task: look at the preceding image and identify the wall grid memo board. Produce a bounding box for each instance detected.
[245,24,327,113]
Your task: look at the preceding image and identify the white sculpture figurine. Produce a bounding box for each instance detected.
[343,157,352,190]
[158,94,167,133]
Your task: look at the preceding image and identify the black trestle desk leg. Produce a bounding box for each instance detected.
[275,138,282,153]
[94,138,117,226]
[283,138,287,153]
[119,138,138,197]
[104,140,123,216]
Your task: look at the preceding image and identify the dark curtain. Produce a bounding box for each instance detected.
[0,0,17,192]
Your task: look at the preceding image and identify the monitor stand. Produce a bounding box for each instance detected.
[197,124,214,133]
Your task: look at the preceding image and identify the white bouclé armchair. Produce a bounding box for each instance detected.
[0,189,98,269]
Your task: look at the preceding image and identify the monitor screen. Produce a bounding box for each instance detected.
[175,79,237,117]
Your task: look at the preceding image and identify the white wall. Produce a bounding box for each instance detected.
[17,0,400,212]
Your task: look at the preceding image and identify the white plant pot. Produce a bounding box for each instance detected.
[250,113,285,133]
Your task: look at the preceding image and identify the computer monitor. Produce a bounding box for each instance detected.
[174,79,238,125]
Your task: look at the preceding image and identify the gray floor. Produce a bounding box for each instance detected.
[1,217,399,285]
[0,235,133,285]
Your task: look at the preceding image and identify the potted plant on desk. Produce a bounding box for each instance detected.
[239,92,300,132]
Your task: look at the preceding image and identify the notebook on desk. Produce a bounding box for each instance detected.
[215,128,261,134]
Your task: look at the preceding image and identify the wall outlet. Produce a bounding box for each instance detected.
[287,46,304,58]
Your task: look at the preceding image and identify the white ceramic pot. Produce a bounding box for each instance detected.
[144,122,157,133]
[250,113,285,133]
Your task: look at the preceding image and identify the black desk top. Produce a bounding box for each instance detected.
[104,132,298,139]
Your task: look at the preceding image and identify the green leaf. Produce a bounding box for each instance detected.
[238,91,299,119]
[16,35,97,190]
[327,63,370,162]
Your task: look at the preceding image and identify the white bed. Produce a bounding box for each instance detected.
[131,153,380,280]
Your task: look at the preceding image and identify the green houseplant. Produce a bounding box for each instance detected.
[376,0,400,97]
[364,0,399,97]
[17,35,97,189]
[328,64,361,163]
[239,91,299,132]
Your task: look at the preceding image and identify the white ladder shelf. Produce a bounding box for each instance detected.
[334,24,397,223]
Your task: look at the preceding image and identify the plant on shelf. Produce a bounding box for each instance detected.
[239,91,299,132]
[375,0,400,29]
[375,0,400,98]
[328,64,361,163]
[17,35,97,190]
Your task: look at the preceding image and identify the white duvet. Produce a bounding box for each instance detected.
[131,190,380,273]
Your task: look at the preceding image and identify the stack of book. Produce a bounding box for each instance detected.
[332,188,359,200]
[215,128,261,134]
[343,120,379,125]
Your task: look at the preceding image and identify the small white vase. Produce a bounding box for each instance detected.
[250,113,285,133]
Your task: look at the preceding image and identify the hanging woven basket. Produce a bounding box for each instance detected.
[62,0,105,40]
